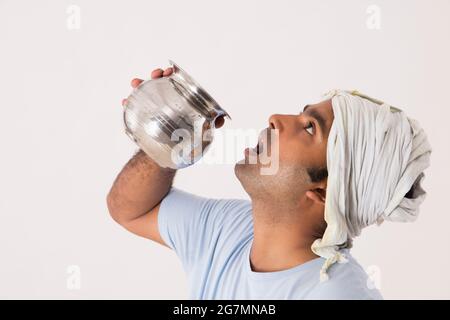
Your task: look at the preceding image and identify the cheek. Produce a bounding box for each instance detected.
[278,135,327,168]
[277,136,309,164]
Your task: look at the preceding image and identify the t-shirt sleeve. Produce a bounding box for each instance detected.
[157,187,251,273]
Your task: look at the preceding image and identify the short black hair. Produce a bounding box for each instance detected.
[307,166,328,183]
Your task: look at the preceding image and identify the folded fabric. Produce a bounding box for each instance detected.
[311,90,432,281]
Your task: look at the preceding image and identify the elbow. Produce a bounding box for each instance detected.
[106,192,125,225]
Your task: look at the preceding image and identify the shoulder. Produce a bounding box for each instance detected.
[161,187,253,226]
[305,252,383,300]
[207,195,253,237]
[162,188,251,212]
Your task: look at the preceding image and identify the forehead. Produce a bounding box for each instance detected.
[305,99,334,132]
[308,99,334,120]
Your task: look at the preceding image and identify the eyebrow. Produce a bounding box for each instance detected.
[302,105,327,136]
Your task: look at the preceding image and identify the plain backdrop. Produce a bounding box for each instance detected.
[1,0,449,299]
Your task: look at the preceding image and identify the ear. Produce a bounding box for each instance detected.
[306,188,326,205]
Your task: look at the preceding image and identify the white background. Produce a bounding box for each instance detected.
[0,0,449,299]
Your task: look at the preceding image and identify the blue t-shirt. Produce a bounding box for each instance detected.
[158,188,383,300]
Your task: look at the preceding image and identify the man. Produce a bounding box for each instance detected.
[107,66,431,299]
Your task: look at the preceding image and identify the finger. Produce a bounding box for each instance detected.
[131,78,143,88]
[214,116,225,128]
[151,68,164,79]
[122,98,128,107]
[163,67,173,77]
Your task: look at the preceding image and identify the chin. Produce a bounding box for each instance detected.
[234,160,269,197]
[234,158,259,178]
[233,160,245,181]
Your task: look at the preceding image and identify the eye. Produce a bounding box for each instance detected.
[305,121,314,135]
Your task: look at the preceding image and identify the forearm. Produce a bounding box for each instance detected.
[107,149,176,223]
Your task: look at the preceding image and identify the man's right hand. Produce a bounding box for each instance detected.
[107,66,178,247]
[121,67,174,107]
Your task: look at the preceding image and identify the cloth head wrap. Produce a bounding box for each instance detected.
[311,90,432,281]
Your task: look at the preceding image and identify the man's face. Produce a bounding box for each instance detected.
[234,99,335,204]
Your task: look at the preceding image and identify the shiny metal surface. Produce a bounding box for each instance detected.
[123,60,230,169]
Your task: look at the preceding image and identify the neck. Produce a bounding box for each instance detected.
[249,199,321,272]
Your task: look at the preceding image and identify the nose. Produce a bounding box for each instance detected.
[269,114,283,130]
[269,114,280,129]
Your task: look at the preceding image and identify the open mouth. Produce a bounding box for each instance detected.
[245,130,267,157]
[257,128,271,155]
[255,140,264,155]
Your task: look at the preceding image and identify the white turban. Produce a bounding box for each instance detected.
[311,90,432,281]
